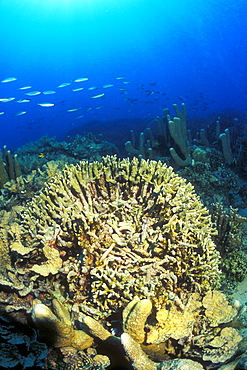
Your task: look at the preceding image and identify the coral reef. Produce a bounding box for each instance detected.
[29,290,244,369]
[123,104,247,187]
[0,134,119,212]
[16,134,119,174]
[121,333,204,370]
[124,103,192,166]
[1,154,247,368]
[0,155,227,367]
[1,96,247,369]
[60,347,110,370]
[178,155,240,206]
[1,156,220,314]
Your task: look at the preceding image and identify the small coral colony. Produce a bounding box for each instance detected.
[1,102,247,369]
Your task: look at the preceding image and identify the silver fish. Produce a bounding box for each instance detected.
[14,111,27,116]
[1,77,17,83]
[67,107,81,112]
[91,93,105,99]
[72,87,84,92]
[57,82,71,88]
[74,77,88,82]
[0,97,15,102]
[16,99,31,103]
[19,86,32,90]
[102,84,113,88]
[42,90,56,95]
[25,91,41,96]
[38,103,55,107]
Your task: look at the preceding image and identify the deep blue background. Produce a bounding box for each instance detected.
[0,0,246,149]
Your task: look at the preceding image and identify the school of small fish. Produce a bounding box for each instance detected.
[0,75,210,132]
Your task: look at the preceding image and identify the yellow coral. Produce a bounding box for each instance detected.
[202,327,242,363]
[147,293,202,343]
[4,157,220,317]
[203,290,238,327]
[122,291,242,365]
[31,245,63,276]
[32,299,94,349]
[123,299,152,343]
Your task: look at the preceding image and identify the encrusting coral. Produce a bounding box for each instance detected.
[121,290,242,365]
[31,299,206,369]
[31,292,242,369]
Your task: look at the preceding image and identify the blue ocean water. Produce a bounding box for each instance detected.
[0,0,246,150]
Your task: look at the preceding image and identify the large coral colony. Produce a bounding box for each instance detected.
[1,104,247,369]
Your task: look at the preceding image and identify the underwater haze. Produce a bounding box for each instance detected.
[0,0,247,149]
